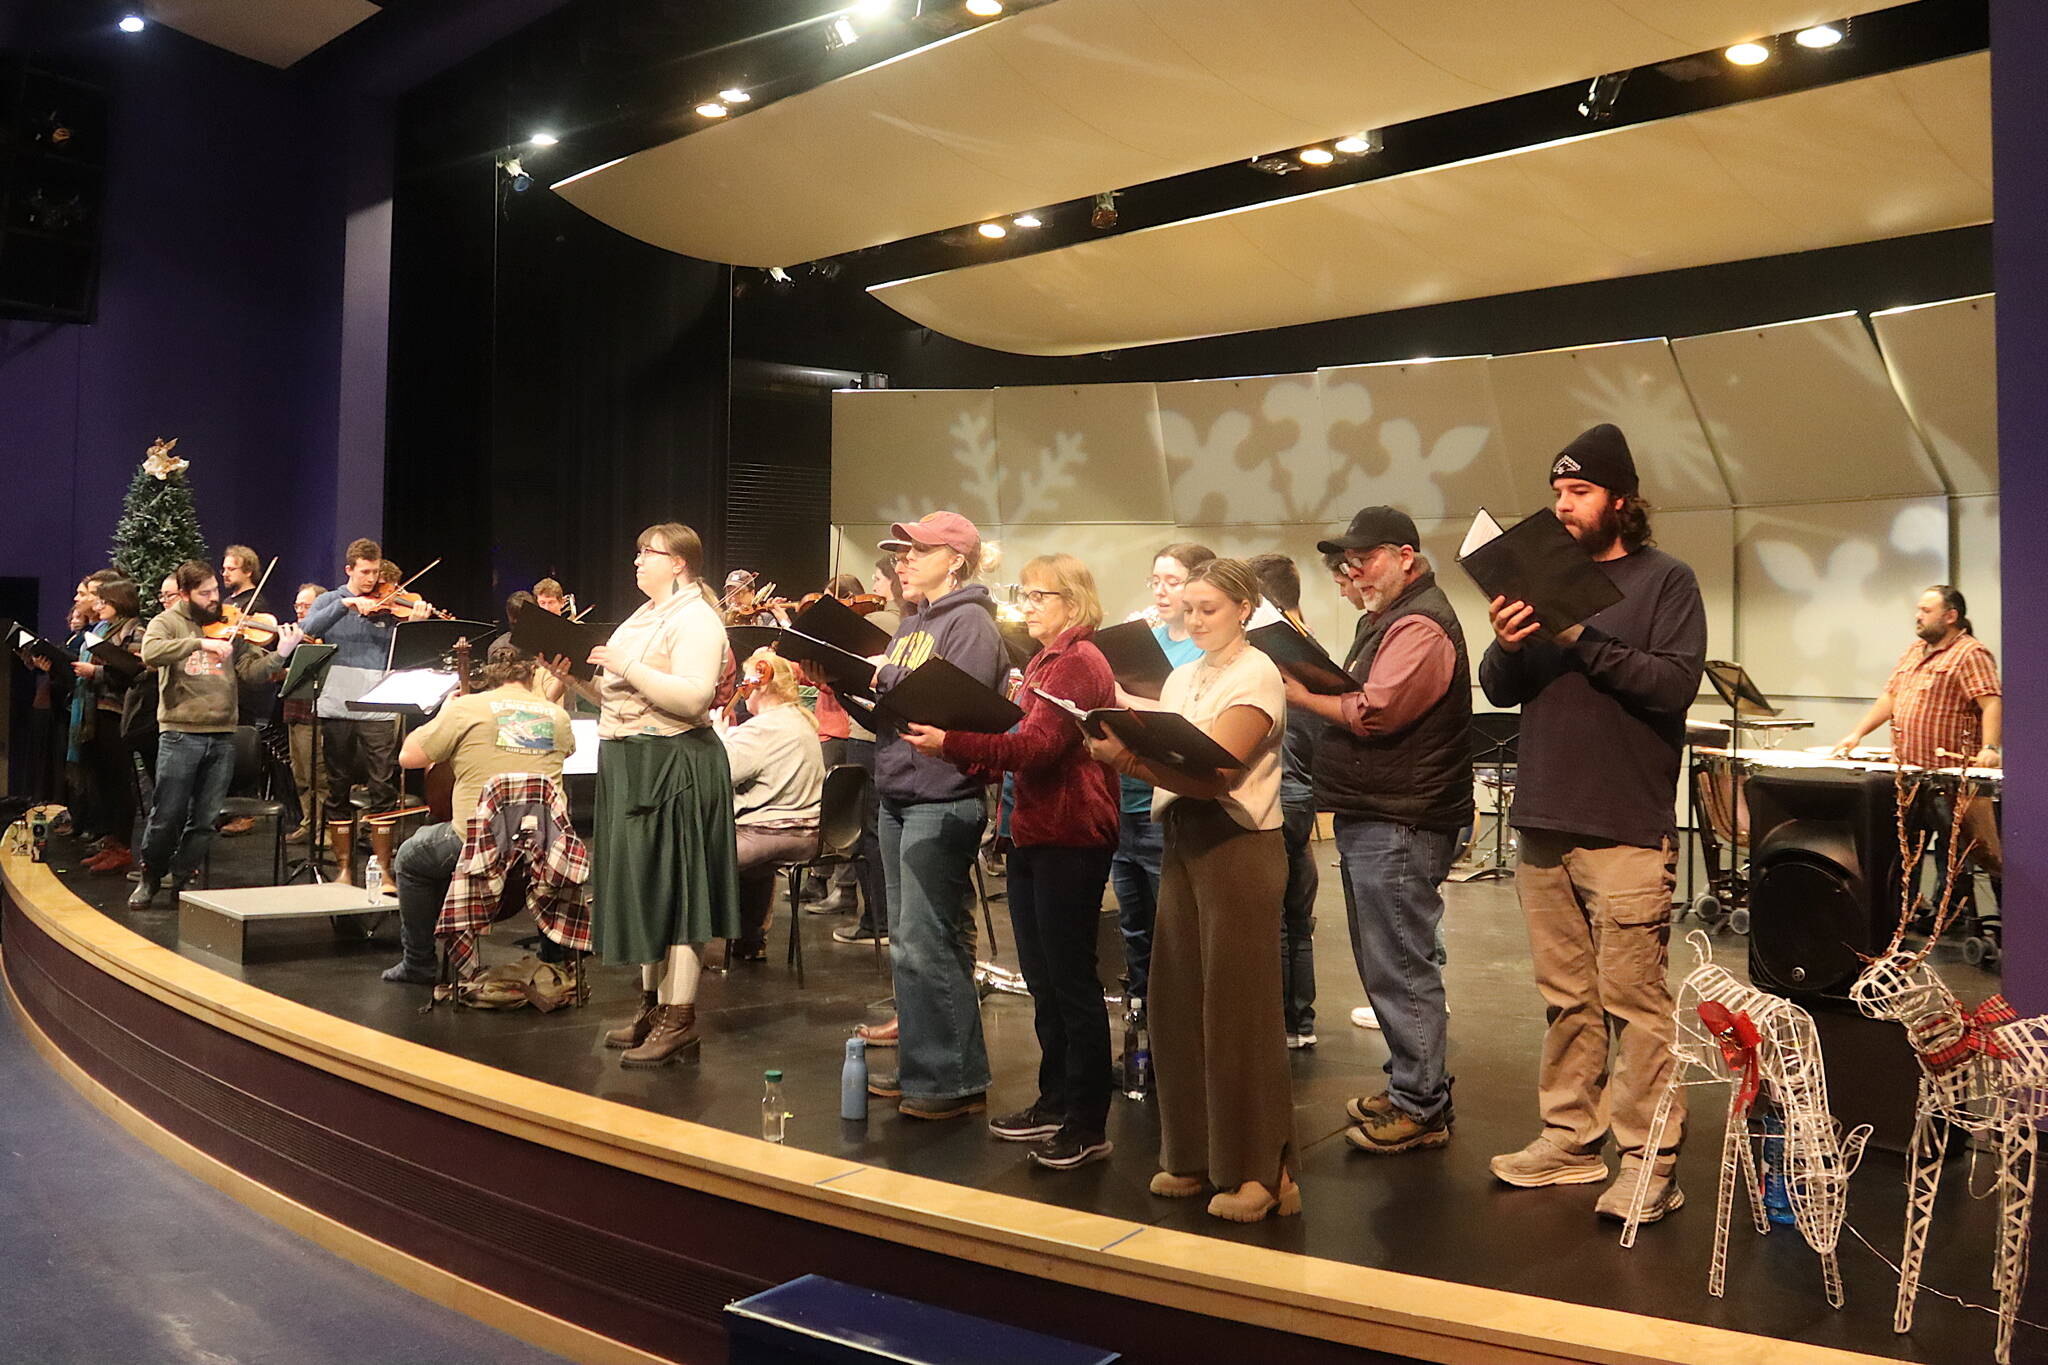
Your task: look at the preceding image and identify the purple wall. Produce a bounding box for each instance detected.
[1993,4,2044,1014]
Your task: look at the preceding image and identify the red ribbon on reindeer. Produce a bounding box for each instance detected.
[1698,1000,1764,1118]
[1913,993,2019,1075]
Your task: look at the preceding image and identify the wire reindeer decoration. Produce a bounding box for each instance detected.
[1619,930,1871,1308]
[1848,766,2041,1364]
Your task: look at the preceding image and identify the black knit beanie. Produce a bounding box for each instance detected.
[1549,423,1638,496]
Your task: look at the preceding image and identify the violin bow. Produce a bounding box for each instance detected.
[228,556,282,642]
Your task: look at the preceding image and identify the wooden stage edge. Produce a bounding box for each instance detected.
[2,851,1882,1365]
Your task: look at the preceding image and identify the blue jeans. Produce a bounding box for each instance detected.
[1108,810,1163,1000]
[141,730,236,882]
[395,821,463,973]
[1333,815,1457,1121]
[1280,803,1319,1035]
[881,794,991,1101]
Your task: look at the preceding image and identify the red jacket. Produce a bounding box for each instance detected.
[940,626,1118,849]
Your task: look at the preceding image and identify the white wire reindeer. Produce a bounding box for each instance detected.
[1619,931,1871,1308]
[1848,770,2045,1365]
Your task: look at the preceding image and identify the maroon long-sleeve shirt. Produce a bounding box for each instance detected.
[940,626,1119,849]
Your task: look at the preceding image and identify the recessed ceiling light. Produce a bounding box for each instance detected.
[966,0,1004,15]
[1012,213,1042,228]
[1724,41,1771,66]
[977,221,1008,239]
[1297,146,1335,166]
[528,131,558,147]
[118,13,145,31]
[720,88,751,103]
[695,102,729,118]
[1795,24,1843,49]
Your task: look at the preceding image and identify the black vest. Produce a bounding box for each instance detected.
[1311,573,1474,831]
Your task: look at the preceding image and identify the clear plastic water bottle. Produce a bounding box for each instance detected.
[1757,1103,1797,1227]
[1122,999,1151,1100]
[363,854,383,895]
[762,1069,788,1143]
[841,1038,869,1121]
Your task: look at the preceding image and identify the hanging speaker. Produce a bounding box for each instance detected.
[1743,766,1903,1003]
[0,56,108,322]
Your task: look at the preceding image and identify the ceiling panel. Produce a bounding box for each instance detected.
[1872,294,1997,495]
[555,0,1911,267]
[151,0,379,69]
[869,53,1990,355]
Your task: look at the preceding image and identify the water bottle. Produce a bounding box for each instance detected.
[363,854,383,895]
[762,1069,788,1143]
[841,1037,869,1120]
[28,807,48,864]
[1757,1103,1797,1227]
[1122,999,1151,1100]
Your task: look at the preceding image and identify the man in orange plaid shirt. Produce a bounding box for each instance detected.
[1832,584,2002,769]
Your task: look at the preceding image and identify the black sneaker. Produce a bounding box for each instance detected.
[989,1102,1065,1142]
[1030,1126,1113,1169]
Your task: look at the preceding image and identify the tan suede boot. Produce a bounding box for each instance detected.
[326,821,355,885]
[603,991,661,1049]
[620,1004,700,1068]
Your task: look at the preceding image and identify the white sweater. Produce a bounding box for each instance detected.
[721,702,824,826]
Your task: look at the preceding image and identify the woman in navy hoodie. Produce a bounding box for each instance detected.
[867,512,1007,1121]
[904,553,1120,1167]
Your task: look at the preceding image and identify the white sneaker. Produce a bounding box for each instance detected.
[1286,1032,1318,1049]
[1351,1005,1380,1031]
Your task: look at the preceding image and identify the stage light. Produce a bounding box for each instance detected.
[977,221,1007,239]
[1297,146,1335,166]
[501,157,532,192]
[767,266,794,287]
[1576,71,1628,121]
[695,101,729,118]
[853,0,894,16]
[1796,24,1843,49]
[1091,192,1118,229]
[720,88,751,103]
[827,16,861,49]
[1012,213,1042,228]
[1334,132,1380,156]
[1725,41,1771,66]
[966,0,1004,15]
[528,131,558,147]
[118,13,145,32]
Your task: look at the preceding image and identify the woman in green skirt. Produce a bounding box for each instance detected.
[550,522,739,1066]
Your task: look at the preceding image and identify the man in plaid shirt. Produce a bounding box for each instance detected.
[1832,584,2002,770]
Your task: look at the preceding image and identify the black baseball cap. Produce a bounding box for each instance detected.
[1317,506,1422,557]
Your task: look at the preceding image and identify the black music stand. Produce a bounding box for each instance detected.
[389,618,496,672]
[279,643,338,884]
[1454,712,1519,883]
[1696,661,1781,933]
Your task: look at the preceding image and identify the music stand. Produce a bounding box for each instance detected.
[1454,712,1519,883]
[1697,660,1782,931]
[279,643,338,883]
[389,619,495,672]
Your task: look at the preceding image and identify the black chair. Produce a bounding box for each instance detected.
[784,764,875,988]
[207,725,289,886]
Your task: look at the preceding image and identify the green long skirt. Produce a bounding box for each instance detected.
[591,729,742,965]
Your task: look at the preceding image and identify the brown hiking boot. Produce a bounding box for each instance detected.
[603,991,660,1049]
[621,1004,700,1067]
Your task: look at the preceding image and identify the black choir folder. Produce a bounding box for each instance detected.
[87,640,145,682]
[875,657,1023,734]
[1091,619,1173,698]
[1247,622,1352,695]
[510,607,608,680]
[1456,508,1623,635]
[1032,688,1246,775]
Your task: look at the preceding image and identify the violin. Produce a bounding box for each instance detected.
[357,557,452,620]
[202,603,280,647]
[735,655,775,699]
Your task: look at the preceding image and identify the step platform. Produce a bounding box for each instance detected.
[726,1275,1118,1365]
[179,881,397,962]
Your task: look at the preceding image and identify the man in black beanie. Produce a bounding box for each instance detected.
[1478,424,1705,1224]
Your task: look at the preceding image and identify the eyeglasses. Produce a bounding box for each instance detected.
[633,547,681,563]
[1147,575,1187,589]
[1018,588,1065,606]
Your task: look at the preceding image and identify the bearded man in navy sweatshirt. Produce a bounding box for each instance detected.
[1478,424,1706,1226]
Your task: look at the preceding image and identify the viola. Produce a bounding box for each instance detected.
[201,603,280,647]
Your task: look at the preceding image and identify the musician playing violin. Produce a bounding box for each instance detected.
[299,537,443,881]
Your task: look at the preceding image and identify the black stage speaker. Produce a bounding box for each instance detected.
[1744,767,1903,1003]
[0,55,108,322]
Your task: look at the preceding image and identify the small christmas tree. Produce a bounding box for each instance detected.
[111,438,209,616]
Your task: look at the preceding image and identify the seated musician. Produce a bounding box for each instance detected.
[719,649,824,962]
[533,579,568,616]
[382,640,576,985]
[1831,583,2003,901]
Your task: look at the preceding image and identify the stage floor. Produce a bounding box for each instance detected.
[34,826,2031,1365]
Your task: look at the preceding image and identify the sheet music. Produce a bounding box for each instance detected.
[1459,508,1504,559]
[356,669,460,711]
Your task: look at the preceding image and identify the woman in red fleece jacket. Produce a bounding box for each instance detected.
[903,553,1120,1170]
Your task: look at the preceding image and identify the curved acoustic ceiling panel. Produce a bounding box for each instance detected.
[553,0,1909,267]
[870,52,1990,355]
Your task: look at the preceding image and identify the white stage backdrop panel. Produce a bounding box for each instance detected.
[1873,295,1998,496]
[1954,494,2001,663]
[1735,497,1949,701]
[986,523,1178,621]
[1157,374,1336,527]
[829,524,898,585]
[993,382,1171,525]
[1488,339,1728,514]
[1313,359,1509,523]
[1177,525,1355,646]
[832,390,1001,527]
[1672,314,1944,506]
